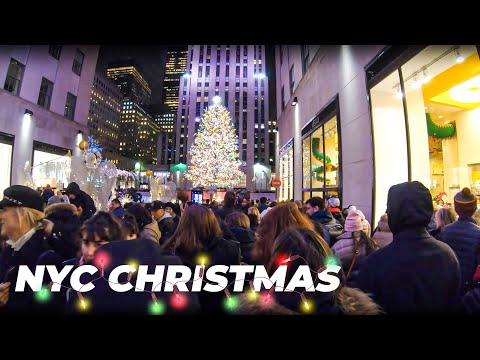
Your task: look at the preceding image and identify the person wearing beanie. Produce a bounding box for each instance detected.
[164,201,180,228]
[438,187,480,295]
[331,209,378,287]
[346,205,371,236]
[371,213,393,248]
[357,181,461,314]
[326,196,345,225]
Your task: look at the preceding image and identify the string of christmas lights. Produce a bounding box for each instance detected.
[32,253,341,315]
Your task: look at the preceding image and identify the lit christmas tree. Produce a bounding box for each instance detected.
[185,97,243,188]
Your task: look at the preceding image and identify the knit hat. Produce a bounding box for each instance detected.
[344,209,363,232]
[328,196,340,208]
[454,187,477,217]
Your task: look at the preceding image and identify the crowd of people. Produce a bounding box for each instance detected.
[1,179,480,315]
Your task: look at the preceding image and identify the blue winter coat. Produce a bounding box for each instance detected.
[438,216,480,295]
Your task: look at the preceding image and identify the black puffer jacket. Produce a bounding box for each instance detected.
[229,226,256,265]
[356,181,461,314]
[438,217,480,295]
[0,230,65,314]
[173,237,241,314]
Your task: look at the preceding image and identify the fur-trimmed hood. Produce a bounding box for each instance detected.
[44,203,79,217]
[234,287,382,315]
[337,287,383,315]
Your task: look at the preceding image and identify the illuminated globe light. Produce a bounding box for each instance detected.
[223,295,239,312]
[35,287,52,303]
[149,300,166,315]
[78,140,89,151]
[212,96,222,104]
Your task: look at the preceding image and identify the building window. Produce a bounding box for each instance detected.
[289,64,295,95]
[366,45,480,226]
[281,86,285,110]
[64,92,77,120]
[302,45,310,74]
[48,45,62,60]
[3,58,25,96]
[37,77,54,110]
[72,49,84,76]
[301,98,340,203]
[198,66,203,78]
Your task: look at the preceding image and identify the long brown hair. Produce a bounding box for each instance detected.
[253,202,318,265]
[162,204,222,255]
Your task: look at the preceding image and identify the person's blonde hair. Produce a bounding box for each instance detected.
[435,207,457,229]
[15,207,45,231]
[247,206,260,221]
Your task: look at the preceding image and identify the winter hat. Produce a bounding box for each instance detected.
[356,209,371,236]
[0,185,44,212]
[328,197,340,208]
[344,210,363,232]
[454,187,477,217]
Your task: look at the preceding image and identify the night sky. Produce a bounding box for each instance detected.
[96,45,168,105]
[97,45,276,119]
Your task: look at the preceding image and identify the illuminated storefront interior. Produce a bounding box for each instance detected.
[370,45,480,225]
[0,133,13,199]
[279,139,293,201]
[302,100,341,202]
[32,141,71,190]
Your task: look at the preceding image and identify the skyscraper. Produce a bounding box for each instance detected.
[107,60,151,106]
[156,47,187,165]
[107,62,158,165]
[88,72,122,161]
[176,45,271,191]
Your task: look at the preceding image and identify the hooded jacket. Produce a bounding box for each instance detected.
[65,182,96,222]
[357,181,461,314]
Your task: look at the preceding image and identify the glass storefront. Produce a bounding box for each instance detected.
[32,141,71,190]
[302,98,341,202]
[369,45,480,226]
[0,133,14,200]
[279,139,293,201]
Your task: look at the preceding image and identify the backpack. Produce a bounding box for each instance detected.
[324,223,344,247]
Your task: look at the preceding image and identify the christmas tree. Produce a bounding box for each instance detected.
[185,98,243,188]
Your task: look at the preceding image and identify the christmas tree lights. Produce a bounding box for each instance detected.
[184,101,243,188]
